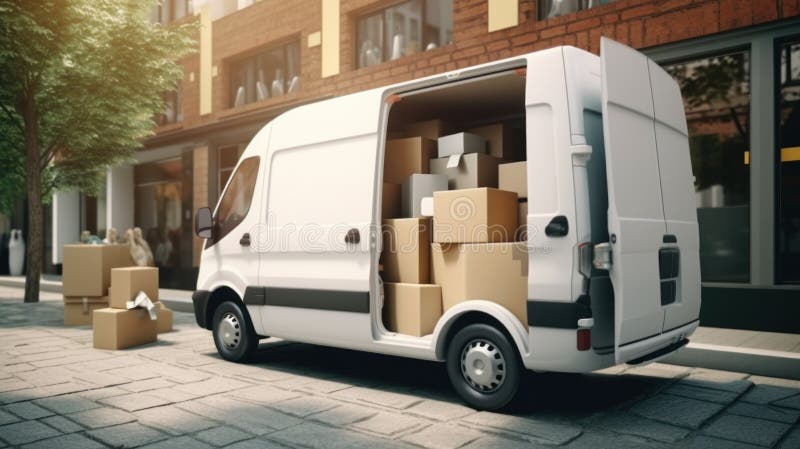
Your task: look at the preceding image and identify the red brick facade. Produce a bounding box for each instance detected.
[149,0,799,145]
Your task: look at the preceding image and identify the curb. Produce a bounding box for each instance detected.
[662,342,800,380]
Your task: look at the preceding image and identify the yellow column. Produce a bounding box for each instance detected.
[199,5,212,115]
[488,0,518,32]
[321,0,340,78]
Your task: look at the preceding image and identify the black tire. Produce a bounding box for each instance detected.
[212,301,258,363]
[446,323,521,411]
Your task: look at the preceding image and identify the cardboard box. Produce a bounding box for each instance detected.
[382,218,432,283]
[402,119,453,140]
[62,244,134,297]
[468,123,524,161]
[63,296,108,326]
[93,307,157,350]
[433,188,518,243]
[499,161,527,199]
[430,153,500,190]
[382,182,401,219]
[384,137,436,184]
[401,174,448,218]
[383,283,442,336]
[156,302,173,333]
[517,201,528,241]
[431,242,528,325]
[437,132,486,158]
[109,267,159,309]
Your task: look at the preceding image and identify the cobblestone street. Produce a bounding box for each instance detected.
[0,286,798,449]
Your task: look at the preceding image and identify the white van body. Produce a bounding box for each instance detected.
[192,38,701,408]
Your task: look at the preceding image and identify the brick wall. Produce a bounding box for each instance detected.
[150,0,799,142]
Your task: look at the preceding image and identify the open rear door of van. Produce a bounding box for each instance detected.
[600,37,701,364]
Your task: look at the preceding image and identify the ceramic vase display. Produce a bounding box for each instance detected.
[8,229,24,276]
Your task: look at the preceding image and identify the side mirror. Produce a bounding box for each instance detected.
[195,207,213,239]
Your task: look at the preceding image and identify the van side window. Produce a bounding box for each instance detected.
[212,156,259,245]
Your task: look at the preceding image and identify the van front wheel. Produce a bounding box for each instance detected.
[446,323,521,411]
[212,301,258,363]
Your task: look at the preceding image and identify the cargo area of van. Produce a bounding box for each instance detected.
[378,68,530,338]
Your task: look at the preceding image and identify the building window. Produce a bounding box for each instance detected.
[777,38,800,284]
[157,82,183,126]
[356,0,453,69]
[663,50,751,283]
[228,41,301,108]
[152,0,192,24]
[538,0,615,20]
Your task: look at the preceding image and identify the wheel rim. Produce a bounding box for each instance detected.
[460,338,506,393]
[218,312,241,350]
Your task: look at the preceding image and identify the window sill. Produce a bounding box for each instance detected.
[154,122,184,134]
[353,43,455,73]
[219,91,301,119]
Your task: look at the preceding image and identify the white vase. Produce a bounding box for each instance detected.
[8,229,24,276]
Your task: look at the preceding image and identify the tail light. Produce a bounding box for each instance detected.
[577,329,591,351]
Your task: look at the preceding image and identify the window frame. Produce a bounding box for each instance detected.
[226,38,301,109]
[354,0,452,69]
[208,156,260,248]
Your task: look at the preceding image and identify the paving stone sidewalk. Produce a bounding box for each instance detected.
[0,286,798,449]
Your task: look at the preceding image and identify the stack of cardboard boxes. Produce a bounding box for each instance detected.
[380,119,530,336]
[62,244,134,326]
[93,266,173,350]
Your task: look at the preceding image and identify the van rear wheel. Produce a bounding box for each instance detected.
[446,323,521,411]
[212,301,257,363]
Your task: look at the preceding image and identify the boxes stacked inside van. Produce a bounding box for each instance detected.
[381,119,529,336]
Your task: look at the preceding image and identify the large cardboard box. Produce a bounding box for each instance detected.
[402,119,453,140]
[517,201,528,241]
[382,182,401,219]
[431,242,528,325]
[62,244,134,297]
[382,218,432,283]
[401,174,448,218]
[383,283,442,337]
[93,307,157,350]
[430,153,500,190]
[437,132,486,158]
[384,137,436,184]
[468,123,524,161]
[109,267,159,309]
[63,296,108,326]
[433,188,518,243]
[499,161,527,199]
[155,302,173,333]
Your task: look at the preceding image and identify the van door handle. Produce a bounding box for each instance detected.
[545,215,569,237]
[344,228,360,244]
[239,233,251,246]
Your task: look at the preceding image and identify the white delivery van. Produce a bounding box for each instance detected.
[192,38,701,411]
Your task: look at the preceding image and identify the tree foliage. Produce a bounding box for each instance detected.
[0,0,195,212]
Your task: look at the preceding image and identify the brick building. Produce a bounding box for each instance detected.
[17,0,797,330]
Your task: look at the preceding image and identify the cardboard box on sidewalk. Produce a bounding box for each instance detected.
[155,302,173,333]
[63,296,108,326]
[468,123,524,161]
[401,174,448,218]
[383,283,442,337]
[402,119,453,140]
[62,244,134,297]
[433,188,518,243]
[93,307,157,350]
[499,161,527,199]
[431,242,528,325]
[382,218,432,284]
[382,182,401,219]
[430,152,500,190]
[109,267,159,309]
[384,137,436,184]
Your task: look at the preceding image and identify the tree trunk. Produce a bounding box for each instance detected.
[21,87,42,304]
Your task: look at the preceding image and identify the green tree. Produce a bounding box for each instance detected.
[0,0,194,302]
